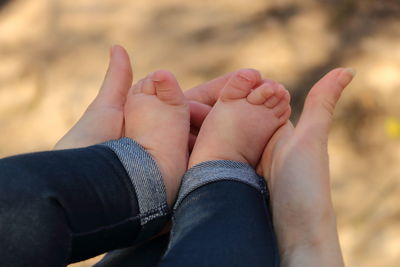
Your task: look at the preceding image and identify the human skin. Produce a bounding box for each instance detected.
[55,45,232,151]
[54,45,233,206]
[186,67,354,266]
[123,70,190,207]
[188,68,291,169]
[55,45,353,265]
[257,68,355,267]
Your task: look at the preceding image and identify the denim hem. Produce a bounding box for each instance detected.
[174,160,267,210]
[101,138,168,225]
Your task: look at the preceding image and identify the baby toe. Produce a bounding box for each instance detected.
[142,73,156,95]
[263,82,285,108]
[152,70,185,105]
[247,82,275,105]
[221,69,261,101]
[273,90,291,117]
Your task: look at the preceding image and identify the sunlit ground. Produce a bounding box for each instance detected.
[1,0,400,266]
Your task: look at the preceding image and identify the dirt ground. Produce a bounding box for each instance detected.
[1,0,400,266]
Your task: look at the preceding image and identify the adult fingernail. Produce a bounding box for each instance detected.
[344,68,356,77]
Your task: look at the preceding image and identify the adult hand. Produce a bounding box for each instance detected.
[55,45,132,149]
[257,68,355,267]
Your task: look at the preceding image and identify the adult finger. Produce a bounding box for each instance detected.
[184,72,233,106]
[189,101,212,129]
[90,45,133,110]
[297,68,355,136]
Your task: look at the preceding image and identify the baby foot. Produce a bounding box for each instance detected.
[124,70,190,207]
[189,69,291,168]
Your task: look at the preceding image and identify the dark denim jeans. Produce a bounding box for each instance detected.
[98,181,279,267]
[0,140,279,267]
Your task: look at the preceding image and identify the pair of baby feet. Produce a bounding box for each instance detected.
[124,68,291,206]
[56,45,355,265]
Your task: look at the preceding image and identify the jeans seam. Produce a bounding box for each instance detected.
[70,205,170,238]
[175,160,267,209]
[101,138,168,226]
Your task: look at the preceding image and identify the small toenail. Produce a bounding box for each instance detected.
[237,73,253,83]
[150,72,163,82]
[266,88,274,95]
[263,80,275,86]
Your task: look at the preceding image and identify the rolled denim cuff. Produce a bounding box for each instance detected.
[174,160,267,209]
[101,138,168,225]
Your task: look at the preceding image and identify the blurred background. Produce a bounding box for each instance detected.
[1,0,400,266]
